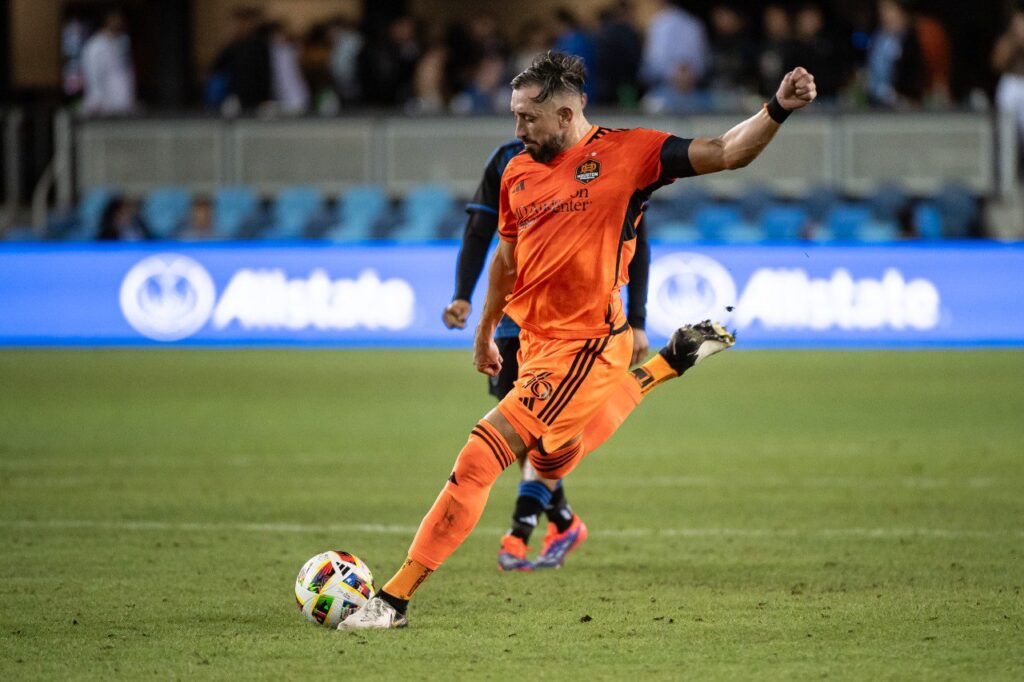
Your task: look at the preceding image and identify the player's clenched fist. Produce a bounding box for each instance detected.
[776,67,816,111]
[473,333,502,376]
[442,299,471,329]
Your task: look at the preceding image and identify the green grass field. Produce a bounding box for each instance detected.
[1,349,1022,680]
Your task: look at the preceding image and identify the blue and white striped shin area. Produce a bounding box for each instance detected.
[517,480,553,508]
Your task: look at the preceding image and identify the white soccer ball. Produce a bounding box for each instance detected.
[294,550,375,627]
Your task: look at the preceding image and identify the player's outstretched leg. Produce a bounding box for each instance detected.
[631,321,735,395]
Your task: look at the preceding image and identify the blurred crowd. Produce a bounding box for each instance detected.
[74,0,1024,118]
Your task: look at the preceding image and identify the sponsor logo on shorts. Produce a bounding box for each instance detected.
[575,159,601,184]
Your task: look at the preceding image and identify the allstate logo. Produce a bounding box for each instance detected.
[120,254,216,341]
[648,253,737,336]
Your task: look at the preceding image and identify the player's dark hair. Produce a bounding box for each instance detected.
[510,51,587,103]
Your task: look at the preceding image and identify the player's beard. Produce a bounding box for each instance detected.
[523,132,566,163]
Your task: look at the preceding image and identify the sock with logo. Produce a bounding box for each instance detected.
[406,420,515,573]
[544,480,575,533]
[630,354,678,396]
[379,558,433,614]
[509,480,552,543]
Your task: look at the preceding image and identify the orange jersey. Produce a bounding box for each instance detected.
[498,126,672,339]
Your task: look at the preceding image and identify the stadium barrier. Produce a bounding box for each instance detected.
[1,242,1022,348]
[73,112,1001,199]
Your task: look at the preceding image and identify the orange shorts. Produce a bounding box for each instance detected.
[497,327,633,478]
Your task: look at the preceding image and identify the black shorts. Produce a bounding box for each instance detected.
[488,335,521,400]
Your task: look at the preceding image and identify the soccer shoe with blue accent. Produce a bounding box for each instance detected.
[658,320,736,375]
[337,596,408,630]
[497,534,534,572]
[533,516,588,569]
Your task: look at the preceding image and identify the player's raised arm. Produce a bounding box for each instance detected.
[685,67,816,175]
[473,240,516,377]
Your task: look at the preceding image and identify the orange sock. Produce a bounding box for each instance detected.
[631,353,678,396]
[405,420,515,572]
[381,558,433,601]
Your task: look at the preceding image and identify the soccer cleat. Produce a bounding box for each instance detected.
[533,515,588,569]
[337,596,408,630]
[497,534,534,572]
[658,320,736,375]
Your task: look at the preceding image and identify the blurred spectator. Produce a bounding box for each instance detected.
[98,197,149,241]
[511,20,555,76]
[553,9,597,99]
[81,9,136,115]
[641,0,709,112]
[410,43,448,114]
[450,53,508,115]
[328,17,365,104]
[594,1,643,106]
[758,5,794,98]
[269,22,310,114]
[181,198,215,241]
[915,11,952,106]
[300,22,336,112]
[210,8,271,111]
[993,4,1024,158]
[791,4,840,101]
[358,15,421,106]
[708,4,756,100]
[867,0,925,107]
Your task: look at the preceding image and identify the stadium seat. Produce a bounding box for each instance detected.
[2,226,38,241]
[389,185,454,241]
[801,185,840,223]
[141,186,191,240]
[867,183,908,223]
[819,203,871,242]
[935,183,976,238]
[760,205,807,241]
[265,186,324,240]
[913,201,944,240]
[737,185,774,222]
[855,221,900,242]
[57,186,115,240]
[213,186,260,239]
[327,185,389,241]
[695,203,742,241]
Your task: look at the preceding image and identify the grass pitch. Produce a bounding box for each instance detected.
[1,349,1022,680]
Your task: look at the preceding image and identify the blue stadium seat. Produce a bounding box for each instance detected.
[913,201,944,241]
[58,186,115,240]
[2,226,38,241]
[935,183,976,238]
[819,203,871,242]
[737,185,774,222]
[761,205,807,241]
[327,185,389,241]
[265,186,324,240]
[867,184,908,223]
[855,221,900,242]
[390,185,454,241]
[213,186,259,239]
[141,186,191,240]
[695,203,742,241]
[801,185,840,223]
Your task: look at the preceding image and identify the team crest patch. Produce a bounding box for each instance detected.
[575,158,601,184]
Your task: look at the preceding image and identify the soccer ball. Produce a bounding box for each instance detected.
[294,550,375,627]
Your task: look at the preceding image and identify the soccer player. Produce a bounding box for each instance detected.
[442,141,652,572]
[341,52,816,630]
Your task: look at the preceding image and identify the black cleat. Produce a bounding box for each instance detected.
[658,320,736,375]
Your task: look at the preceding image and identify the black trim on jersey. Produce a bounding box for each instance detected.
[586,126,625,145]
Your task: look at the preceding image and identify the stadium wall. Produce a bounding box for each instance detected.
[1,242,1022,348]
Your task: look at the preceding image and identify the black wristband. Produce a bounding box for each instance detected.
[766,95,791,124]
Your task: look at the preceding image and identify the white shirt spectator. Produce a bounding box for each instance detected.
[641,3,709,87]
[81,29,136,115]
[271,34,309,114]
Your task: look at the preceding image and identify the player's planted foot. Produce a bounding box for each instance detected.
[534,515,588,569]
[659,320,735,375]
[497,534,534,572]
[337,596,409,630]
